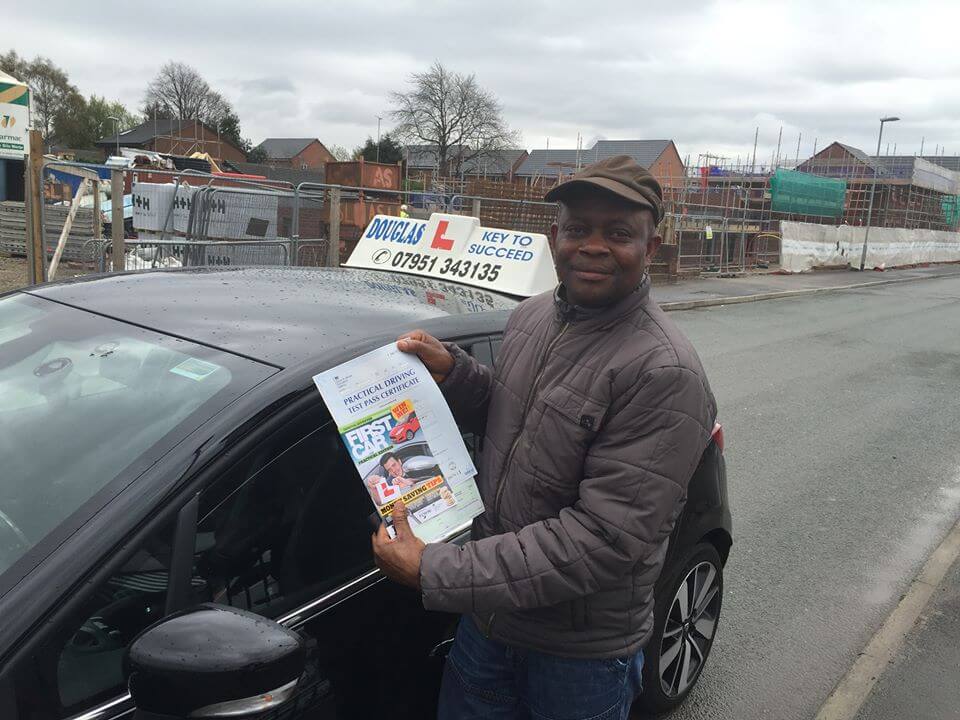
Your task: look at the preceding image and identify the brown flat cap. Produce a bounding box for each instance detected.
[544,154,664,223]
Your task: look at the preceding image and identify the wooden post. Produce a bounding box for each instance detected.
[92,179,102,268]
[25,129,45,285]
[328,187,341,267]
[48,178,89,281]
[111,168,124,271]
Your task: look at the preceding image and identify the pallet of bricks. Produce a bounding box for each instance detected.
[0,201,97,263]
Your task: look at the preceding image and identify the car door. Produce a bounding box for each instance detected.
[278,335,501,719]
[183,334,495,720]
[270,335,499,719]
[183,400,374,719]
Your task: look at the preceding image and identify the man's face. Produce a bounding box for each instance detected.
[384,456,404,479]
[549,190,662,308]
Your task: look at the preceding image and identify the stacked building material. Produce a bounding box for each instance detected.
[0,201,98,263]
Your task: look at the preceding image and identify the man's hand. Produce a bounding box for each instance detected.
[372,501,426,590]
[397,330,455,383]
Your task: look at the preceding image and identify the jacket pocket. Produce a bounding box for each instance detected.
[526,384,610,510]
[541,384,609,434]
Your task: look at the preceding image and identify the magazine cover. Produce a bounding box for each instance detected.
[342,400,460,531]
[313,343,482,542]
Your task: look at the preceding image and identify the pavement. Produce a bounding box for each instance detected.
[637,272,960,719]
[854,553,960,720]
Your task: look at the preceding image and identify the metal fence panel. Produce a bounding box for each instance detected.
[90,239,292,271]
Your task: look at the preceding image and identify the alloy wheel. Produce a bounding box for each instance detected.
[658,560,721,697]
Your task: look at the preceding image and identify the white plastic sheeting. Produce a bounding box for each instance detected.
[781,221,960,272]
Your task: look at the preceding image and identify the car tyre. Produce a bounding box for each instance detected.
[637,542,723,714]
[405,430,414,441]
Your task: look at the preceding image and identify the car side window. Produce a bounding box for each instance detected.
[469,337,494,368]
[190,413,374,619]
[17,522,176,718]
[459,338,495,458]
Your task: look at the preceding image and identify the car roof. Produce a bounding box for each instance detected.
[27,267,520,367]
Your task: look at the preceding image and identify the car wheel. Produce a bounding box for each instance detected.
[638,542,723,714]
[405,430,414,441]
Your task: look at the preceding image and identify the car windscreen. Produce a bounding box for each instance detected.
[0,293,276,581]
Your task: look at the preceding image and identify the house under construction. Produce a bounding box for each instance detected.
[646,141,960,275]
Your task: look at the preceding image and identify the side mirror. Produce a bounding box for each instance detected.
[125,603,305,719]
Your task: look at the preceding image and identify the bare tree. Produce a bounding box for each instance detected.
[390,61,519,177]
[146,62,208,119]
[143,62,234,126]
[328,144,351,161]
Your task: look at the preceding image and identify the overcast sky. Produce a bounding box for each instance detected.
[8,0,960,167]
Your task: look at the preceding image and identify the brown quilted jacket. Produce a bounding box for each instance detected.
[419,277,717,658]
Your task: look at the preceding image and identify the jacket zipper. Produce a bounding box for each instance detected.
[484,320,569,639]
[493,320,570,520]
[484,320,571,639]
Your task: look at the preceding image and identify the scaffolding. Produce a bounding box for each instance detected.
[396,142,960,279]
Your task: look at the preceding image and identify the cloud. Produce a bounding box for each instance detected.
[4,0,959,163]
[238,77,297,95]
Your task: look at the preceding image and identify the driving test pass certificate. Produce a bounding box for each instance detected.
[312,343,482,543]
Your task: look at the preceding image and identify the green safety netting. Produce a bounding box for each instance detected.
[941,196,960,227]
[769,169,847,218]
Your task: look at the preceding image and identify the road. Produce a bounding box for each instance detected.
[650,273,960,719]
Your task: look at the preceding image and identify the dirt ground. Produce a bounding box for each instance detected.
[0,255,100,294]
[0,255,28,294]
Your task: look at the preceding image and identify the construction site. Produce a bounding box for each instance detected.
[4,129,960,290]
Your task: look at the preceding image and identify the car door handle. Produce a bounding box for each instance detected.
[429,638,455,658]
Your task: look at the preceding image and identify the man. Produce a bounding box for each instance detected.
[380,452,414,488]
[373,156,717,719]
[366,451,415,504]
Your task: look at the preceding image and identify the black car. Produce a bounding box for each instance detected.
[0,267,731,720]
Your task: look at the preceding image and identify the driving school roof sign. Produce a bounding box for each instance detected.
[344,213,558,298]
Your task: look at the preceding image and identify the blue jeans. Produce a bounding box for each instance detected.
[438,615,643,720]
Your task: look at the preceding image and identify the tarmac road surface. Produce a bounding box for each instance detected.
[640,273,960,719]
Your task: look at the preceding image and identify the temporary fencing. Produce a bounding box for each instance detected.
[83,239,293,272]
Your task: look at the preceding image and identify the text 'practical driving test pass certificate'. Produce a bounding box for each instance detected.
[313,343,482,542]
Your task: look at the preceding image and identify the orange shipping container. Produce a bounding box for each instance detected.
[322,198,401,228]
[325,159,402,191]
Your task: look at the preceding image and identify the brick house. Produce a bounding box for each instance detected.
[255,138,336,171]
[95,118,247,164]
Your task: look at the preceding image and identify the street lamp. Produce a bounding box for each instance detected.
[376,115,382,163]
[858,116,900,270]
[107,115,121,157]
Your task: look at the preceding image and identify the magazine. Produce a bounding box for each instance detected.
[312,343,483,542]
